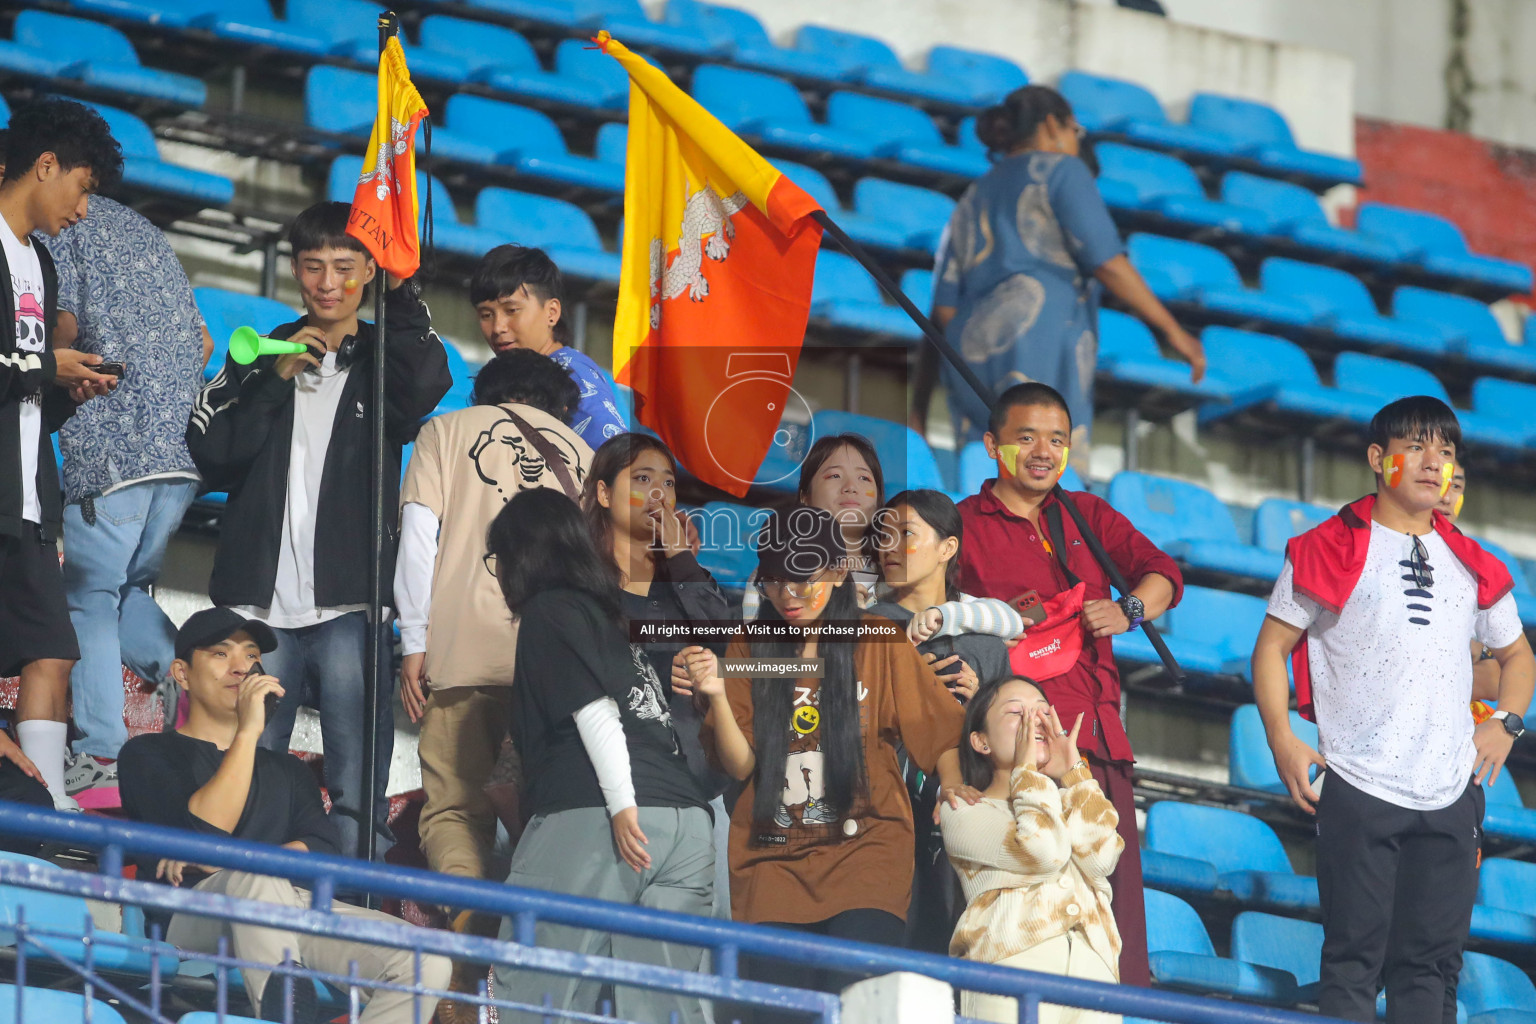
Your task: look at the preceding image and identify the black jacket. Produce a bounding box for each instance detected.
[0,236,73,540]
[187,281,451,608]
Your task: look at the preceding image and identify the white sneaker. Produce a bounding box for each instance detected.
[51,792,81,813]
[63,753,117,795]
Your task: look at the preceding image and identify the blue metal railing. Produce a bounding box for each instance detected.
[0,801,1342,1024]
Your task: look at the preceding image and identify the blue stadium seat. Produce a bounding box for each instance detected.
[664,0,834,82]
[811,409,946,496]
[596,123,628,167]
[1229,705,1318,793]
[1097,308,1242,405]
[307,65,494,165]
[1252,497,1332,554]
[0,853,177,976]
[689,501,772,586]
[956,442,1083,496]
[178,1014,264,1024]
[551,38,639,108]
[0,985,128,1024]
[1358,203,1533,297]
[1114,585,1267,679]
[1127,235,1312,328]
[1140,849,1222,896]
[957,115,984,154]
[1230,913,1322,1002]
[1144,889,1300,1004]
[850,178,954,252]
[1331,352,1531,454]
[810,251,920,341]
[1187,93,1363,188]
[1472,378,1536,448]
[326,156,507,260]
[1257,258,1447,358]
[925,47,1029,107]
[1196,327,1379,429]
[1475,858,1536,947]
[1104,471,1284,581]
[463,0,587,28]
[419,19,617,109]
[85,103,234,207]
[775,162,908,252]
[784,26,978,107]
[1392,287,1536,376]
[474,189,621,283]
[177,0,332,56]
[444,95,624,192]
[825,93,989,178]
[1222,172,1403,266]
[1483,766,1536,845]
[1057,71,1235,158]
[287,0,470,82]
[577,0,724,58]
[194,287,301,379]
[1146,802,1319,912]
[692,64,878,160]
[1458,951,1536,1024]
[8,11,206,107]
[901,269,933,313]
[1097,144,1273,236]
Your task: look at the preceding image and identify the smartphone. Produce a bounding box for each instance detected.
[1009,589,1047,626]
[97,361,125,378]
[251,660,280,720]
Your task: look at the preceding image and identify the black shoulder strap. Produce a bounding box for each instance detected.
[1042,500,1082,587]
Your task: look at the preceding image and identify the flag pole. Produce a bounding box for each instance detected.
[360,9,399,873]
[808,207,1184,683]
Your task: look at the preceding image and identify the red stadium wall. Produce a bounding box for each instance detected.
[1353,117,1536,303]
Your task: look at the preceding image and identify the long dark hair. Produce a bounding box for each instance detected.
[749,578,868,827]
[975,85,1074,157]
[489,488,620,619]
[581,433,680,567]
[878,489,963,602]
[959,675,1047,789]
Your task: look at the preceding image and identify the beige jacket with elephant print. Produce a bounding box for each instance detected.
[939,763,1123,976]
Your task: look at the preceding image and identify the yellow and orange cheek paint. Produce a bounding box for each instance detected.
[1383,453,1406,488]
[996,444,1070,481]
[343,278,360,295]
[1439,462,1455,498]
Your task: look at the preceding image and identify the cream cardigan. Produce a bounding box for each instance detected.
[939,763,1124,977]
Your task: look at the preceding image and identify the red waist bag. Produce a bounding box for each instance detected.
[1008,582,1087,681]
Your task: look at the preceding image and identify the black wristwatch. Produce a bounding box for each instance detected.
[1118,594,1145,629]
[1493,710,1526,740]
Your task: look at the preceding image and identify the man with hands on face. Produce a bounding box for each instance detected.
[187,201,451,860]
[953,381,1179,988]
[1252,396,1534,1024]
[118,607,451,1024]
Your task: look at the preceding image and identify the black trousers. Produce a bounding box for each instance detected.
[1316,771,1483,1024]
[743,909,903,1024]
[0,758,54,856]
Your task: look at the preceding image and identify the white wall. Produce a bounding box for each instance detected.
[728,0,1357,155]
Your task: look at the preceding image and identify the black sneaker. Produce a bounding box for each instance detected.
[259,960,320,1024]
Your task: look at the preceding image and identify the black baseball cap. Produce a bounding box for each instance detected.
[756,505,849,583]
[174,608,278,663]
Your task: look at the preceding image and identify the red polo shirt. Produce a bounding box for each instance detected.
[957,481,1184,763]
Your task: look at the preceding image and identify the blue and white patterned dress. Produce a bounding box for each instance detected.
[550,346,627,451]
[932,152,1124,444]
[41,197,205,503]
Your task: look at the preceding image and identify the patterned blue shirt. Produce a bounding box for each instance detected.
[551,346,627,449]
[41,198,205,503]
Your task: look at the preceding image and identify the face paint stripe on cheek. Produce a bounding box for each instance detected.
[1384,453,1405,488]
[628,489,646,507]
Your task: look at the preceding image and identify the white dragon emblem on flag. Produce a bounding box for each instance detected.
[648,185,749,329]
[356,116,414,201]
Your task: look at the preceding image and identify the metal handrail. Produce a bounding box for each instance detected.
[0,800,1342,1024]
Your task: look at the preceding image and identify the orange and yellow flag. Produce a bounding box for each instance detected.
[346,35,429,278]
[601,32,823,497]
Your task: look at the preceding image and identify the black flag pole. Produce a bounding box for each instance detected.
[360,9,400,873]
[808,208,1185,683]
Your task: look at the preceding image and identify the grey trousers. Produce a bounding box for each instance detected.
[495,805,716,1024]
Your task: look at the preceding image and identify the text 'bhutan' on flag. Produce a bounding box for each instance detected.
[599,31,823,497]
[347,35,429,278]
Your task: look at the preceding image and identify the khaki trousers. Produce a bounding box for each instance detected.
[166,870,452,1023]
[962,931,1122,1024]
[417,685,514,880]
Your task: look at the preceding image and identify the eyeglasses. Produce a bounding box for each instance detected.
[1408,535,1434,590]
[482,552,498,578]
[758,573,835,598]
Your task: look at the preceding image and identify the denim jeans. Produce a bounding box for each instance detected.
[63,477,198,760]
[257,611,396,861]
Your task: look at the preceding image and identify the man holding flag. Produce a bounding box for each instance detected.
[186,32,448,861]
